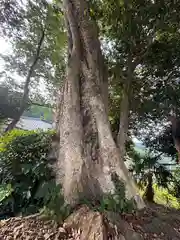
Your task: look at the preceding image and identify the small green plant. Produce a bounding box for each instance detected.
[38,181,72,222]
[0,184,13,202]
[79,173,135,214]
[0,184,14,218]
[139,184,180,209]
[154,184,180,209]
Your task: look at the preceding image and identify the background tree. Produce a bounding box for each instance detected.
[0,0,24,36]
[129,149,173,202]
[0,86,24,123]
[95,0,180,161]
[0,0,66,131]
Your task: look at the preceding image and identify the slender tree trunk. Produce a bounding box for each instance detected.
[117,84,130,159]
[4,29,45,133]
[57,0,145,209]
[143,172,154,202]
[117,57,133,160]
[53,89,61,132]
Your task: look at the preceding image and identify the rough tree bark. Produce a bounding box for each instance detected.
[117,55,133,160]
[117,83,131,160]
[143,172,154,203]
[53,88,61,134]
[4,29,45,133]
[57,0,145,209]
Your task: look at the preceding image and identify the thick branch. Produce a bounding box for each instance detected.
[132,36,154,70]
[132,18,162,70]
[117,54,133,156]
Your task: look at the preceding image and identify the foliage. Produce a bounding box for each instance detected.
[132,31,180,153]
[0,129,65,218]
[80,173,135,214]
[131,150,173,187]
[129,145,180,203]
[95,0,180,156]
[0,0,66,104]
[0,0,25,36]
[0,85,27,120]
[170,167,180,199]
[143,126,177,161]
[139,184,180,209]
[0,184,13,202]
[128,147,175,202]
[38,182,72,222]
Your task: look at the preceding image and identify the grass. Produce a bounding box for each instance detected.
[139,184,180,209]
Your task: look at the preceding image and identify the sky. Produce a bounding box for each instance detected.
[0,37,49,100]
[0,38,10,53]
[0,38,11,73]
[0,37,23,85]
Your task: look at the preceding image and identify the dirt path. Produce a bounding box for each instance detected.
[123,203,180,239]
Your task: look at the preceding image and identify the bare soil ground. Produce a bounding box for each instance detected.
[0,203,180,240]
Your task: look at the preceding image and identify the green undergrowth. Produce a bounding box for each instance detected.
[139,184,180,209]
[41,173,137,221]
[0,130,136,222]
[79,173,136,214]
[1,129,179,223]
[41,173,137,223]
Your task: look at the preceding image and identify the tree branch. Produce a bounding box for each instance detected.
[4,28,45,132]
[132,35,155,70]
[132,18,162,70]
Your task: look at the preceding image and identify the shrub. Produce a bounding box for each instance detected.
[154,184,180,209]
[139,184,180,209]
[0,129,63,217]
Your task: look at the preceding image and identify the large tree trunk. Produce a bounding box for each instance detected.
[57,0,145,209]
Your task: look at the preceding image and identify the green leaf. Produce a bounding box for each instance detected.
[0,184,13,202]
